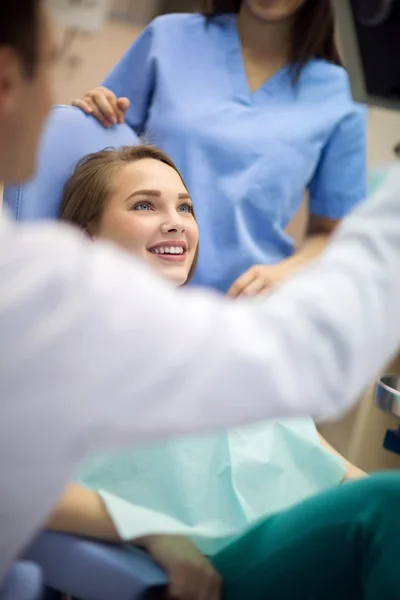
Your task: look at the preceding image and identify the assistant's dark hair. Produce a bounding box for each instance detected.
[201,0,341,82]
[0,1,40,77]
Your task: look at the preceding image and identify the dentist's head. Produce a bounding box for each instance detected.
[60,145,199,286]
[0,1,55,183]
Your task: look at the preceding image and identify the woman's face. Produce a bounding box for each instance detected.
[92,158,199,286]
[245,0,307,22]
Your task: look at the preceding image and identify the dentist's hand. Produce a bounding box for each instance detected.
[135,534,222,600]
[72,86,130,128]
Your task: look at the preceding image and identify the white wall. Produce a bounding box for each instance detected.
[109,0,160,24]
[52,20,142,105]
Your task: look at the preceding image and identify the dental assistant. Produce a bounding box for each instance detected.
[74,0,367,294]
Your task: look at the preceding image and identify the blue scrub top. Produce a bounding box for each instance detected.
[103,13,367,293]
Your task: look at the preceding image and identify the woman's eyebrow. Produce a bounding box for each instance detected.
[125,190,192,202]
[125,189,161,202]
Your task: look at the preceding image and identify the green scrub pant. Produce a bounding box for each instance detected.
[212,472,400,599]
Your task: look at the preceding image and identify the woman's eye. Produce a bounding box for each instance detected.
[133,201,153,211]
[178,203,193,214]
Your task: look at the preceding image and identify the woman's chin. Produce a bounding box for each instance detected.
[153,264,188,287]
[146,252,189,286]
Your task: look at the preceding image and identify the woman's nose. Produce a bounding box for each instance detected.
[161,221,185,234]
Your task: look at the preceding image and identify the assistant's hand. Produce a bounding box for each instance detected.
[136,534,222,600]
[227,262,293,298]
[72,86,130,128]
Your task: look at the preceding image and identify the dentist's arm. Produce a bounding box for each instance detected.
[2,170,400,445]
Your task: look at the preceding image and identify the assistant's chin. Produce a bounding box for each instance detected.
[248,0,294,21]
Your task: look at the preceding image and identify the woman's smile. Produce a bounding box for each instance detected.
[148,240,188,263]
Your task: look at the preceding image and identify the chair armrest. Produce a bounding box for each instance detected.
[0,562,43,600]
[22,532,168,600]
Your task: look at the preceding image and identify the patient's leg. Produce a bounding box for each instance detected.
[212,472,400,599]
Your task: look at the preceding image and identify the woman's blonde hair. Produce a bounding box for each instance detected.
[60,145,198,283]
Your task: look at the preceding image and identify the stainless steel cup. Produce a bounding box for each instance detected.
[375,374,400,418]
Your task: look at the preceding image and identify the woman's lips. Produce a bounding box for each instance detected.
[148,241,188,263]
[150,251,186,263]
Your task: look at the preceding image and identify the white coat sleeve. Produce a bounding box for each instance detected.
[2,170,400,442]
[1,168,400,574]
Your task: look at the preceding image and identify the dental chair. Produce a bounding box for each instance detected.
[0,562,43,600]
[4,105,168,600]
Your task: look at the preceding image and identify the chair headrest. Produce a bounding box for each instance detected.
[4,105,139,222]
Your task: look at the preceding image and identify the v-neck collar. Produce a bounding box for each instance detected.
[217,14,291,105]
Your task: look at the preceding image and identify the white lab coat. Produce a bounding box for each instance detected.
[1,168,400,574]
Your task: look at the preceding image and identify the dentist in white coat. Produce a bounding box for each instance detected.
[1,0,400,578]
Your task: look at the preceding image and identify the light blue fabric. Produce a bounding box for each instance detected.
[103,13,368,293]
[77,418,345,556]
[3,106,139,222]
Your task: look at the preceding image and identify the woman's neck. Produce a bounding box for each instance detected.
[237,3,294,63]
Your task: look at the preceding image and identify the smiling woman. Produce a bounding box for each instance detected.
[59,144,199,285]
[51,141,380,600]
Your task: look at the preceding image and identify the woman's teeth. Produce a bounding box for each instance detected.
[151,247,184,255]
